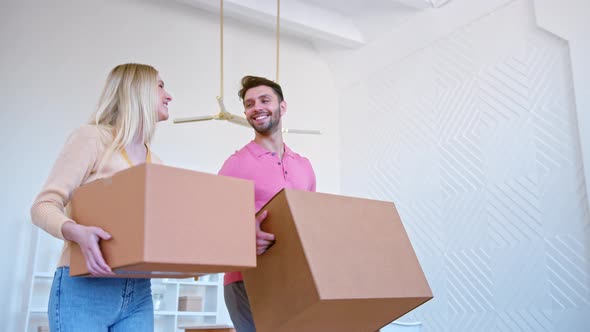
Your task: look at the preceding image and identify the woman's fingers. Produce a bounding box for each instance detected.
[89,241,113,276]
[79,227,114,276]
[93,227,112,241]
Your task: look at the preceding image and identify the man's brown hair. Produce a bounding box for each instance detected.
[238,76,284,103]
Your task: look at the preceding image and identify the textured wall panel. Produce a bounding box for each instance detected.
[444,191,489,252]
[491,240,551,310]
[446,249,494,314]
[448,313,496,332]
[486,175,542,247]
[540,167,589,237]
[339,0,590,330]
[495,309,554,331]
[546,234,590,309]
[439,136,485,196]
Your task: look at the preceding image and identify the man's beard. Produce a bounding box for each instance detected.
[248,107,281,135]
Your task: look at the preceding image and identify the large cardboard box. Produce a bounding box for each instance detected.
[243,189,432,332]
[69,163,255,278]
[178,295,203,312]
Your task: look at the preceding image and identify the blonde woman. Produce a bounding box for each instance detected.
[31,63,172,331]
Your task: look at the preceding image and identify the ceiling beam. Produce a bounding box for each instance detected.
[389,0,451,9]
[389,0,431,9]
[175,0,366,48]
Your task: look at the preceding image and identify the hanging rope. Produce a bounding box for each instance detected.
[275,0,280,83]
[220,0,279,86]
[220,0,224,98]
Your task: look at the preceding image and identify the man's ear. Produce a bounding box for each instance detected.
[280,100,287,116]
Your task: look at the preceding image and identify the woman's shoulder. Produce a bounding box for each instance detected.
[69,124,111,141]
[59,125,113,161]
[67,124,113,147]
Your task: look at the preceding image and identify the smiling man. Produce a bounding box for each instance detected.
[218,75,316,332]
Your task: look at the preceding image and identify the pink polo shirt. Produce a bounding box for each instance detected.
[218,140,316,285]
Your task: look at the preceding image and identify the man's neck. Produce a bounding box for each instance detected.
[254,130,285,159]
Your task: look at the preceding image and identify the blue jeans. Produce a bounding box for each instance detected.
[48,267,153,331]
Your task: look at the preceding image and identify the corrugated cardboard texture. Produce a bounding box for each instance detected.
[69,163,256,278]
[243,189,432,332]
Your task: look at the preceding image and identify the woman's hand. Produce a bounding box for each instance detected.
[255,210,275,255]
[62,221,115,277]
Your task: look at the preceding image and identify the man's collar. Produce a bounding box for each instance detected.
[246,140,295,159]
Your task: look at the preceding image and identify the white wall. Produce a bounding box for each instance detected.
[330,0,589,330]
[534,0,590,222]
[0,0,339,330]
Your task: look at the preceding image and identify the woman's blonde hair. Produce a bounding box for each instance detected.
[90,63,159,168]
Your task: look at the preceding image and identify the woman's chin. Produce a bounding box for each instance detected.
[157,112,169,122]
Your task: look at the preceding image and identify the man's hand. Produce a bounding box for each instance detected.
[62,221,115,277]
[255,210,275,255]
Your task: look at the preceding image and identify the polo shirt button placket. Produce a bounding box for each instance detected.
[278,161,287,180]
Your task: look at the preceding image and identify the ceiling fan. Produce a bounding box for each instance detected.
[173,0,322,135]
[174,96,249,127]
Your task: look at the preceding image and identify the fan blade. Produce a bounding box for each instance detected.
[217,96,249,125]
[282,128,322,135]
[228,115,251,128]
[173,115,216,124]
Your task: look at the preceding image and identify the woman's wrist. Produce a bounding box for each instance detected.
[61,220,80,242]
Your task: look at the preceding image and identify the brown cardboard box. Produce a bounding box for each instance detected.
[178,295,203,312]
[184,325,235,332]
[69,163,255,278]
[243,189,433,332]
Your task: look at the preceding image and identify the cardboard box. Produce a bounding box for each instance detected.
[184,325,235,332]
[69,163,256,278]
[243,189,432,332]
[178,295,203,312]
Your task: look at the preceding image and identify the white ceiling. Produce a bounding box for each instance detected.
[174,0,451,48]
[300,0,428,16]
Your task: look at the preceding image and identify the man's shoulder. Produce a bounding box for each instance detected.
[218,143,255,176]
[286,146,313,166]
[224,143,253,162]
